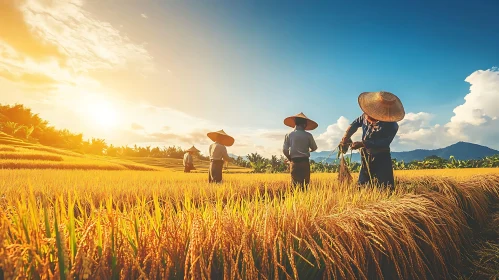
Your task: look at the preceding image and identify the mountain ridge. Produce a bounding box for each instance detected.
[311,142,499,163]
[229,142,499,163]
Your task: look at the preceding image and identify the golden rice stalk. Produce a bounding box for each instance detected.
[338,156,353,185]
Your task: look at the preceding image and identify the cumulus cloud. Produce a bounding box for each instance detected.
[446,68,499,137]
[395,112,444,149]
[315,116,360,151]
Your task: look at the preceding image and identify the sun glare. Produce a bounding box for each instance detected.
[85,100,119,128]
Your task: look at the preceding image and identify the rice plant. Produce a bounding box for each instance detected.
[0,169,498,279]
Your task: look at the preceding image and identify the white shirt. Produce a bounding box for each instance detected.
[183,152,193,166]
[209,142,230,161]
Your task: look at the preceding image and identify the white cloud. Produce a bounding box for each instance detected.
[395,112,447,149]
[315,116,360,151]
[0,0,153,89]
[446,68,499,137]
[21,0,153,73]
[141,13,148,19]
[314,68,499,152]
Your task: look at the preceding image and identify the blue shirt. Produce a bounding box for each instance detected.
[346,114,398,152]
[283,127,318,159]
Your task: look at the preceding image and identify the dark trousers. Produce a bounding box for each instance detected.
[184,164,195,173]
[359,149,395,190]
[290,158,310,189]
[209,160,224,183]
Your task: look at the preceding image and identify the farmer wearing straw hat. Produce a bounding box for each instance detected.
[207,130,234,183]
[338,91,405,190]
[283,113,318,189]
[183,146,199,173]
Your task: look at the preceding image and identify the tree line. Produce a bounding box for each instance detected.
[231,153,499,173]
[2,104,498,171]
[0,104,209,160]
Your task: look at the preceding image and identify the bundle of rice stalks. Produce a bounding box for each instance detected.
[338,155,353,185]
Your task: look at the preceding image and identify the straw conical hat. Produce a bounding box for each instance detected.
[186,146,200,153]
[358,91,405,122]
[207,130,235,147]
[283,112,318,130]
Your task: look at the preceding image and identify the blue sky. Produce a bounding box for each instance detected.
[2,0,499,156]
[119,0,499,127]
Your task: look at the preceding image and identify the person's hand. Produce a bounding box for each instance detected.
[338,137,352,153]
[350,141,364,150]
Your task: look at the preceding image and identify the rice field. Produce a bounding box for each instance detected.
[0,134,250,172]
[1,169,498,279]
[0,134,163,171]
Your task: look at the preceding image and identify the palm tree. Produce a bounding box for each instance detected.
[18,125,35,140]
[2,122,24,136]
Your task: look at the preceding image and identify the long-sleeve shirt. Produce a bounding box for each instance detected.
[183,153,193,166]
[209,142,230,161]
[344,114,398,154]
[283,127,318,160]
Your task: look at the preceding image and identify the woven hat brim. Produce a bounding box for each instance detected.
[358,92,405,122]
[207,132,235,147]
[186,148,200,152]
[283,117,318,131]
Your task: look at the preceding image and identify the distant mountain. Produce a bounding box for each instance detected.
[391,142,499,162]
[229,153,247,160]
[311,142,499,163]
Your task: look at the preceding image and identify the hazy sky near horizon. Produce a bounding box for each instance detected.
[2,0,499,156]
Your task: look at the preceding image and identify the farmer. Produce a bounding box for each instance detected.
[283,113,318,189]
[207,130,234,183]
[183,146,199,173]
[338,91,405,190]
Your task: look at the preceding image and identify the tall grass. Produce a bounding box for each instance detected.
[0,170,498,279]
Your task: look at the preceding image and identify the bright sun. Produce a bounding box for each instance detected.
[86,100,119,128]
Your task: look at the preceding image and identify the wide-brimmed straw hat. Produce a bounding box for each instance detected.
[186,146,200,153]
[207,130,235,147]
[283,112,318,130]
[358,91,405,122]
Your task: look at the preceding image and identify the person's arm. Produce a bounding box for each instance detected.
[222,146,230,163]
[363,123,398,149]
[338,115,363,152]
[309,134,318,152]
[342,115,363,142]
[283,134,291,160]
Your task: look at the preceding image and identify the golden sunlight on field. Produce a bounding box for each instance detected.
[2,0,499,279]
[1,169,498,279]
